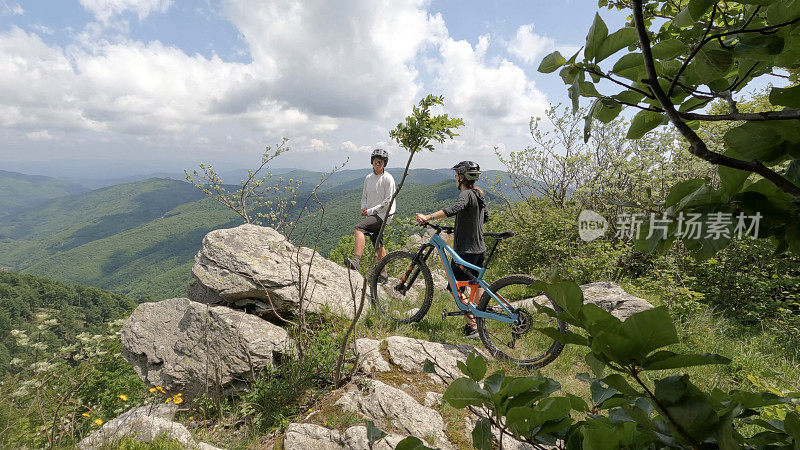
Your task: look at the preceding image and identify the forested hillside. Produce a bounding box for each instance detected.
[0,171,502,298]
[0,271,137,374]
[0,170,88,217]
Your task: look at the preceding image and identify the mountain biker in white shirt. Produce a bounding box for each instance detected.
[345,149,396,282]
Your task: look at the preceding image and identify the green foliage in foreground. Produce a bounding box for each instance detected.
[541,0,800,259]
[0,271,138,375]
[0,319,146,449]
[437,279,800,449]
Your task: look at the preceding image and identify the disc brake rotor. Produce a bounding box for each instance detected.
[511,308,533,337]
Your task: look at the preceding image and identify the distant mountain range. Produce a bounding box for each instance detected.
[0,168,513,299]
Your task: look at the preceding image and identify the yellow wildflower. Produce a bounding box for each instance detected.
[156,386,166,394]
[165,397,172,403]
[172,395,183,404]
[81,413,91,418]
[117,394,128,401]
[94,419,103,426]
[149,387,156,393]
[189,416,194,421]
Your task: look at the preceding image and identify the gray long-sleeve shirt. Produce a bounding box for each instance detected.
[361,171,396,219]
[442,189,488,254]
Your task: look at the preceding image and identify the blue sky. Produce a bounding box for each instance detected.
[0,0,631,174]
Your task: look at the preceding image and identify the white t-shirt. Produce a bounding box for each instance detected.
[361,171,396,219]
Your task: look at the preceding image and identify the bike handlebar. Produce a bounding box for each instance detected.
[420,221,454,234]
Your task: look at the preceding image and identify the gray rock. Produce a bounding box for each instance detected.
[189,224,367,319]
[335,379,453,449]
[121,297,292,396]
[355,338,391,373]
[515,281,652,321]
[285,423,342,449]
[78,404,195,449]
[424,391,443,408]
[355,336,483,383]
[580,281,653,320]
[283,423,412,450]
[341,425,417,450]
[384,336,480,383]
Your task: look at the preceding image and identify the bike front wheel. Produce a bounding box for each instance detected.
[369,251,433,323]
[476,274,566,369]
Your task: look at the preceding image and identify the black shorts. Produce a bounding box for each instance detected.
[354,215,386,248]
[448,252,485,293]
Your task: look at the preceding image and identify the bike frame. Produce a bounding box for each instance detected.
[420,233,519,324]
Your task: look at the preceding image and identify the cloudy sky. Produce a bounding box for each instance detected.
[0,0,627,173]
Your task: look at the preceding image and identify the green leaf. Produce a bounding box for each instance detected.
[462,352,487,382]
[595,27,638,62]
[689,0,718,20]
[666,179,706,207]
[725,121,798,165]
[673,6,694,27]
[626,110,665,139]
[585,352,606,378]
[601,374,641,396]
[678,96,711,112]
[593,97,622,123]
[585,13,609,61]
[621,307,679,358]
[591,380,618,405]
[537,327,589,346]
[612,53,645,80]
[472,418,492,450]
[395,436,434,450]
[695,42,733,81]
[422,359,436,374]
[770,84,800,108]
[766,0,800,25]
[502,377,540,397]
[366,420,387,444]
[579,81,601,98]
[443,378,490,408]
[538,51,567,73]
[484,372,505,394]
[734,34,785,59]
[642,351,730,370]
[784,411,800,440]
[652,39,687,60]
[613,90,645,104]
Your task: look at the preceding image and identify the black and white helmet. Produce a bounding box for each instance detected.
[371,148,388,165]
[452,160,481,181]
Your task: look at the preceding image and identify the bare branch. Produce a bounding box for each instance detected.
[632,0,800,201]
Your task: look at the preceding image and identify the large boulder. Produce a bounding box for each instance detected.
[189,224,366,319]
[284,423,413,450]
[121,297,292,396]
[335,379,454,449]
[78,404,222,449]
[515,281,652,321]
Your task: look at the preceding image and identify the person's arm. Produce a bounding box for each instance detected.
[360,175,369,214]
[367,175,395,216]
[416,190,468,223]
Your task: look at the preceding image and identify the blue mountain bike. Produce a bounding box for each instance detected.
[369,222,566,368]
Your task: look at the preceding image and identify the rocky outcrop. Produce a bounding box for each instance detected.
[335,379,454,449]
[188,224,367,319]
[355,336,483,383]
[121,297,292,395]
[514,281,653,321]
[77,404,221,449]
[284,423,415,450]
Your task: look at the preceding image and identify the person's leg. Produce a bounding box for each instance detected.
[354,228,366,259]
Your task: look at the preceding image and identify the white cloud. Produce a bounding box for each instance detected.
[222,0,446,119]
[79,0,173,24]
[507,24,555,65]
[1,2,23,15]
[0,1,553,168]
[436,35,548,126]
[26,130,53,141]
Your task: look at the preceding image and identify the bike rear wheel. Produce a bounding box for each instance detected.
[476,274,566,369]
[369,251,433,323]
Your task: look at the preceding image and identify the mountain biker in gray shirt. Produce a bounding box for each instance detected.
[416,161,487,338]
